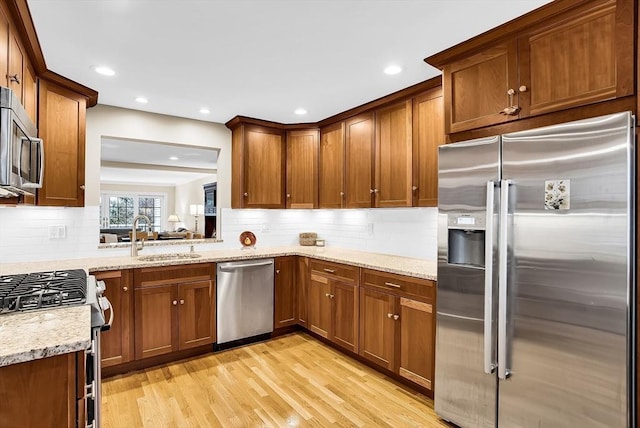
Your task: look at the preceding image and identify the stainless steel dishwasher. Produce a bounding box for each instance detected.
[216,258,274,348]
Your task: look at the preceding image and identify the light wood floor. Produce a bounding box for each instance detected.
[102,332,450,427]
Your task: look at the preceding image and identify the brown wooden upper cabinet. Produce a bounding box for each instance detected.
[231,123,286,208]
[37,79,86,207]
[345,113,374,208]
[425,0,634,134]
[374,100,413,207]
[286,129,319,209]
[412,88,444,207]
[318,122,345,209]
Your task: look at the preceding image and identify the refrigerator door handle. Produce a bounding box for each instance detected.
[484,180,496,374]
[498,179,511,380]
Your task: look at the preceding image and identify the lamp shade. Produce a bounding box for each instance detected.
[190,204,204,215]
[167,214,181,222]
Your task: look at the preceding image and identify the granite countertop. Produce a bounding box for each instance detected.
[0,246,437,280]
[0,305,91,367]
[0,246,436,367]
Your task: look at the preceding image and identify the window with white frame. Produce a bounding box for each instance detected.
[100,192,166,232]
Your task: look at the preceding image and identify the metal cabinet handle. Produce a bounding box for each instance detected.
[80,185,86,190]
[325,293,331,298]
[412,186,418,191]
[286,194,291,198]
[276,269,280,274]
[329,294,335,299]
[393,314,399,321]
[172,300,178,305]
[384,282,401,288]
[519,85,528,92]
[370,189,379,194]
[7,73,20,84]
[243,192,248,197]
[180,299,185,305]
[387,313,393,319]
[340,192,345,196]
[323,268,336,273]
[123,286,128,292]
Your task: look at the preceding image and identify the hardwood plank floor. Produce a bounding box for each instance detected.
[102,332,450,427]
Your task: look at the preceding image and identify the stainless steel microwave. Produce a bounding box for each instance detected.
[0,86,43,196]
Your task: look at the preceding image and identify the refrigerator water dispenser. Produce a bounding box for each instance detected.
[448,229,485,267]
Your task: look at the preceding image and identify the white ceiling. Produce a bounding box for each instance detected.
[26,0,552,125]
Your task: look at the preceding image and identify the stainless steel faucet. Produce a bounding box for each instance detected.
[131,214,151,257]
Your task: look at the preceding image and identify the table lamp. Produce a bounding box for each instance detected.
[167,214,181,231]
[190,204,204,233]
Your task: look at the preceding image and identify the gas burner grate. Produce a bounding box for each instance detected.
[0,269,87,314]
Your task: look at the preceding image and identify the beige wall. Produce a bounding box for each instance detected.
[86,105,231,236]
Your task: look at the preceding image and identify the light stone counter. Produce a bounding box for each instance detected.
[0,246,435,367]
[0,305,91,367]
[0,246,437,280]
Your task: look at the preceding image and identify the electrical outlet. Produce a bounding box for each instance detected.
[367,223,374,235]
[48,225,66,239]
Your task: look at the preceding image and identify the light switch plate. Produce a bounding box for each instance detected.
[49,225,66,239]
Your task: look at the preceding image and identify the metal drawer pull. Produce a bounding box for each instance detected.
[387,313,393,318]
[180,299,185,305]
[384,282,401,288]
[323,268,336,273]
[393,314,400,321]
[172,300,178,305]
[325,293,331,298]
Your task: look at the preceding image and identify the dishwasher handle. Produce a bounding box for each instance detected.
[219,260,274,271]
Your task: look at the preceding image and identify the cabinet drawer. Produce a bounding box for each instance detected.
[134,263,215,287]
[361,269,434,301]
[310,260,358,283]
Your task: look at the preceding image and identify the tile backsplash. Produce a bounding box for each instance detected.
[0,206,438,263]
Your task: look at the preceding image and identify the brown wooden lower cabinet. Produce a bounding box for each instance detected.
[296,257,309,327]
[0,351,83,428]
[308,260,359,353]
[134,264,216,360]
[95,269,133,368]
[359,269,436,392]
[274,256,297,328]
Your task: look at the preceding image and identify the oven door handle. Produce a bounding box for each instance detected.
[99,296,114,332]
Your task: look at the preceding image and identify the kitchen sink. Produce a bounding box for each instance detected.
[137,253,202,262]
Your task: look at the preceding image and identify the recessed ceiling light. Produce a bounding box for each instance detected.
[135,97,148,104]
[169,156,179,161]
[199,108,210,114]
[294,108,307,115]
[92,65,116,76]
[384,65,402,75]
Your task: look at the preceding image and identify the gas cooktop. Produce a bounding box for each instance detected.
[0,269,87,314]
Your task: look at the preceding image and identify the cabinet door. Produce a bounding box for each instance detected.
[23,59,37,124]
[7,30,22,102]
[345,113,374,208]
[244,126,285,208]
[0,5,9,89]
[37,80,86,207]
[178,280,215,350]
[96,270,133,367]
[318,122,345,208]
[375,101,412,207]
[398,297,434,390]
[135,284,177,359]
[332,281,358,353]
[286,129,318,208]
[308,272,331,338]
[444,40,519,133]
[274,256,297,328]
[359,287,396,370]
[297,257,309,327]
[520,0,633,117]
[0,352,77,428]
[412,89,444,207]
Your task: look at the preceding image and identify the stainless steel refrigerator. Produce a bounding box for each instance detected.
[435,112,635,427]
